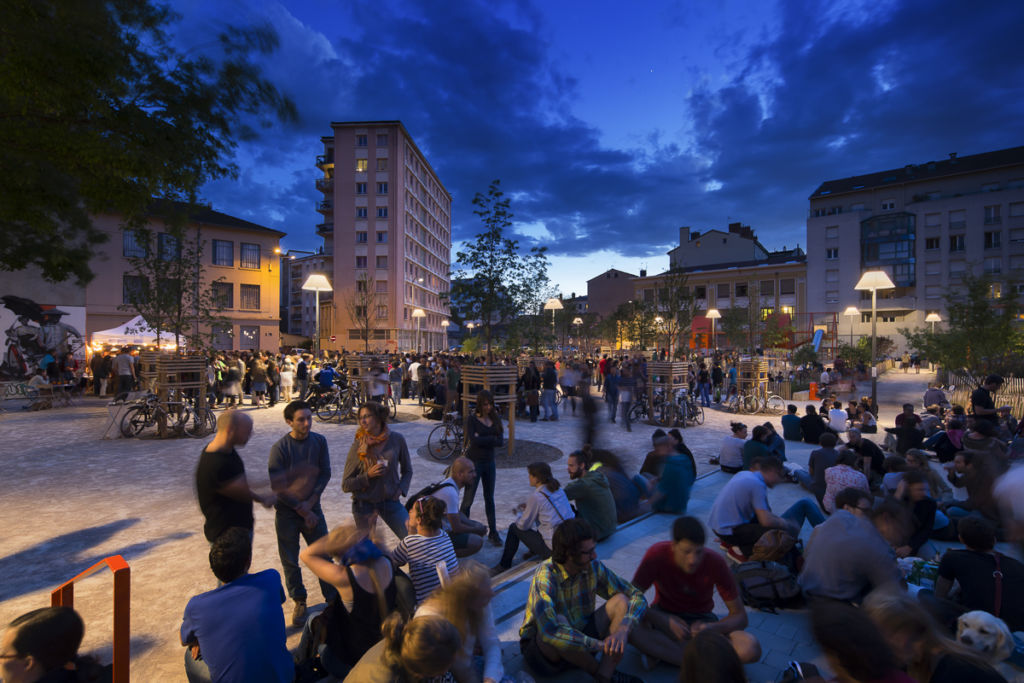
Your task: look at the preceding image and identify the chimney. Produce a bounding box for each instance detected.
[639,269,647,277]
[949,152,958,162]
[680,226,691,243]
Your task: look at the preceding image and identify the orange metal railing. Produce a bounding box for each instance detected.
[50,555,130,683]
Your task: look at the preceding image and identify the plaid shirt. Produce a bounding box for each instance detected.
[520,558,647,653]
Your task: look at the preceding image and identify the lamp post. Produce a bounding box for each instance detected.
[466,322,476,337]
[854,270,896,407]
[544,297,563,353]
[843,306,860,347]
[706,308,721,354]
[653,316,664,356]
[572,317,583,353]
[411,308,426,352]
[441,320,449,350]
[301,273,333,359]
[925,312,941,334]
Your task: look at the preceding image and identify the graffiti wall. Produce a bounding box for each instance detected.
[0,295,86,380]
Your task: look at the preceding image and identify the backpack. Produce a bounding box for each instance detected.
[404,480,457,511]
[732,560,804,613]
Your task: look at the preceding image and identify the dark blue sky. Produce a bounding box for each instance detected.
[171,0,1024,296]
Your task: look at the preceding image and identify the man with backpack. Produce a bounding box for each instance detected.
[630,516,761,667]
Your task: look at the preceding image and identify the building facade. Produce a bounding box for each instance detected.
[586,268,637,318]
[668,222,769,270]
[806,145,1024,350]
[316,121,451,352]
[279,249,332,339]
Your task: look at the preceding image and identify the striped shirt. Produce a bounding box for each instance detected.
[391,532,459,602]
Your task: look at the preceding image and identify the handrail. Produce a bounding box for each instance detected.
[50,555,130,683]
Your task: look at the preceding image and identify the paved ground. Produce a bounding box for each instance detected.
[0,368,1000,681]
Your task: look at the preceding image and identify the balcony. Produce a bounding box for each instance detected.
[315,177,334,193]
[317,221,333,234]
[316,200,333,214]
[315,154,334,170]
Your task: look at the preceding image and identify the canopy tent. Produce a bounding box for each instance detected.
[90,316,166,347]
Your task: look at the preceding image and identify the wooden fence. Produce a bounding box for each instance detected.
[946,371,1024,417]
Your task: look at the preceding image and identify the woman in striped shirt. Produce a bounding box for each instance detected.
[390,496,458,603]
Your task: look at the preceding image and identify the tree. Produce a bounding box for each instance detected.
[450,180,549,361]
[761,312,795,349]
[793,344,818,368]
[653,270,698,357]
[0,0,296,284]
[719,308,749,350]
[343,273,382,353]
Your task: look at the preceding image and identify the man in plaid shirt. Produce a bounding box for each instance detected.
[519,518,647,682]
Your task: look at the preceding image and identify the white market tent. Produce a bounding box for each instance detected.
[91,316,164,346]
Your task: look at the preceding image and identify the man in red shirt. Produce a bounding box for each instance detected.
[597,355,608,391]
[630,516,761,666]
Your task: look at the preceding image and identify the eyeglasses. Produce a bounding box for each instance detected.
[576,546,597,559]
[0,652,23,660]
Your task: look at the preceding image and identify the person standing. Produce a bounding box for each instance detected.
[89,350,104,397]
[541,360,559,421]
[461,390,503,546]
[618,365,636,432]
[604,363,620,423]
[113,346,135,396]
[971,375,1003,425]
[278,357,294,403]
[388,361,403,405]
[295,354,309,401]
[521,361,541,423]
[268,400,337,626]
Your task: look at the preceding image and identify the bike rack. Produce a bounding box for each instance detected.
[51,555,130,683]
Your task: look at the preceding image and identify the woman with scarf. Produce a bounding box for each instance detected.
[343,401,413,540]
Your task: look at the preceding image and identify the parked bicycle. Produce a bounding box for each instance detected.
[427,411,465,462]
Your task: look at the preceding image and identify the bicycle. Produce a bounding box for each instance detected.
[677,388,705,426]
[120,393,192,438]
[427,411,465,462]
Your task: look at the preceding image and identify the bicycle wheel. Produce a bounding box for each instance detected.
[658,402,681,427]
[627,401,646,424]
[691,402,705,425]
[185,407,216,437]
[120,405,150,437]
[554,387,563,406]
[766,395,786,414]
[427,424,458,461]
[316,394,339,422]
[386,396,397,420]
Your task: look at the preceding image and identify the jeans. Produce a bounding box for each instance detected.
[391,381,402,404]
[352,499,408,540]
[620,400,632,430]
[780,497,826,530]
[607,393,618,421]
[296,378,309,401]
[275,504,337,603]
[117,374,133,395]
[498,523,550,569]
[460,458,497,534]
[184,648,212,683]
[699,382,711,407]
[541,389,557,419]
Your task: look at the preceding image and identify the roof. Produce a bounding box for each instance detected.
[670,248,806,276]
[811,145,1024,199]
[148,199,286,238]
[586,268,638,283]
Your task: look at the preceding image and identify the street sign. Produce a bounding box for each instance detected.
[329,335,336,343]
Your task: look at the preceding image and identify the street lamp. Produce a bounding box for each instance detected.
[854,269,896,407]
[653,316,664,357]
[706,308,721,353]
[572,317,583,352]
[544,297,563,352]
[925,312,942,334]
[411,308,426,352]
[302,273,333,359]
[466,322,476,337]
[441,320,450,350]
[843,306,860,347]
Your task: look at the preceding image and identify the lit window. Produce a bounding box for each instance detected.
[780,306,794,316]
[356,159,368,172]
[239,243,260,269]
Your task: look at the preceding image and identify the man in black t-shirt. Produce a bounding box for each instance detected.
[799,405,826,445]
[970,375,1002,425]
[196,411,275,543]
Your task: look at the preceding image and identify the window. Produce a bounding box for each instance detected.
[122,275,144,304]
[212,325,232,351]
[881,199,896,211]
[212,239,233,265]
[925,213,941,227]
[779,279,796,295]
[985,205,1002,225]
[239,243,261,269]
[211,281,233,308]
[759,280,775,296]
[376,255,388,269]
[985,231,1002,249]
[158,232,181,261]
[1011,255,1024,271]
[377,182,388,195]
[694,286,707,299]
[716,283,730,298]
[377,207,388,218]
[1010,202,1024,217]
[376,158,388,171]
[376,231,388,243]
[949,209,966,229]
[239,325,259,350]
[949,234,965,252]
[376,304,388,319]
[376,280,388,293]
[924,261,941,276]
[355,256,367,268]
[825,248,838,260]
[925,237,940,250]
[825,290,839,304]
[734,283,748,297]
[355,159,368,172]
[949,261,966,278]
[983,182,1000,192]
[123,230,147,258]
[356,134,368,146]
[824,225,839,239]
[825,269,839,283]
[239,284,260,310]
[989,283,1002,299]
[356,182,367,195]
[985,257,1002,274]
[356,231,368,243]
[376,134,388,145]
[760,307,774,321]
[925,285,941,299]
[356,279,367,292]
[1011,228,1024,243]
[356,207,367,218]
[780,305,794,316]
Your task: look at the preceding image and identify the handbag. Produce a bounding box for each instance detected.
[526,390,539,407]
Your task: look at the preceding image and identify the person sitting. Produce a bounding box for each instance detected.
[921,405,944,437]
[895,403,923,429]
[893,470,937,558]
[631,516,761,667]
[680,631,748,683]
[923,383,948,410]
[857,401,879,433]
[905,449,953,502]
[799,405,827,445]
[741,425,772,470]
[781,404,802,441]
[962,420,1010,472]
[882,455,909,496]
[996,405,1018,442]
[667,428,698,472]
[565,447,618,541]
[797,488,902,604]
[518,518,646,683]
[762,422,786,461]
[344,612,461,682]
[180,528,294,683]
[822,450,870,514]
[433,457,487,557]
[828,400,849,435]
[590,450,651,524]
[1,606,107,683]
[926,418,964,463]
[641,430,673,479]
[708,457,825,560]
[864,590,1006,683]
[492,462,575,574]
[885,421,925,455]
[923,516,1024,633]
[944,450,1004,525]
[716,422,747,474]
[810,601,916,683]
[793,432,840,508]
[297,524,404,679]
[415,562,506,683]
[391,497,459,604]
[842,427,886,485]
[650,445,696,515]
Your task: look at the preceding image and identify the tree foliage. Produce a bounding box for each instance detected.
[761,312,795,349]
[0,0,296,284]
[792,344,818,368]
[450,180,549,361]
[719,307,749,349]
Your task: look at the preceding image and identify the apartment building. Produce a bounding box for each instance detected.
[316,121,451,352]
[586,268,637,318]
[279,249,332,339]
[806,145,1024,349]
[668,222,767,270]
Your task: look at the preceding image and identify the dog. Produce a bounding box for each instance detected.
[956,610,1023,681]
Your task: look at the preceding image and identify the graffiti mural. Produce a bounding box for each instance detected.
[1,295,85,380]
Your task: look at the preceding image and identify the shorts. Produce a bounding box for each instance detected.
[520,613,600,677]
[252,381,267,393]
[450,532,472,550]
[662,609,718,625]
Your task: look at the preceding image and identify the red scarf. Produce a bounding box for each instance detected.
[355,426,389,468]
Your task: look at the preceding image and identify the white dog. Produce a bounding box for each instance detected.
[956,610,1023,681]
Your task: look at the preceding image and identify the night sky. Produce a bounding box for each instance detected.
[170,0,1024,297]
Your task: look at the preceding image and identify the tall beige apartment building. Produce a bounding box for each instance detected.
[316,121,451,352]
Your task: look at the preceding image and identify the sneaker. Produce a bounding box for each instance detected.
[489,564,507,577]
[610,671,644,683]
[719,542,747,564]
[291,599,307,627]
[488,531,502,547]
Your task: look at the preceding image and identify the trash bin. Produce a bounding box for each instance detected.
[809,382,818,401]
